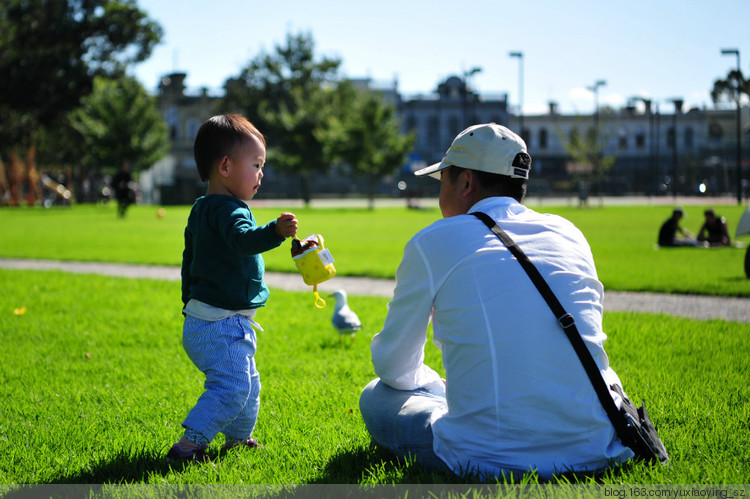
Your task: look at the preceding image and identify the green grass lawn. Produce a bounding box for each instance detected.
[1,269,748,485]
[1,201,749,488]
[0,201,748,296]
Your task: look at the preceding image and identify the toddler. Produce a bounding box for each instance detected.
[167,113,298,462]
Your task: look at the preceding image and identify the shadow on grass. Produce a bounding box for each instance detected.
[307,444,636,486]
[307,445,479,485]
[41,443,637,487]
[48,447,175,484]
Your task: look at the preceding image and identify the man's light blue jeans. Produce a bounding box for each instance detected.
[359,378,452,473]
[181,314,260,442]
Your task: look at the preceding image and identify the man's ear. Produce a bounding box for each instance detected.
[462,169,477,197]
[218,156,231,178]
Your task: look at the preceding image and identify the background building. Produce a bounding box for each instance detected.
[139,73,219,205]
[141,72,748,204]
[521,101,748,198]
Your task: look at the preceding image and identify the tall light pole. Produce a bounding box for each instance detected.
[721,48,742,204]
[586,80,606,196]
[509,51,524,137]
[655,104,662,183]
[669,98,684,199]
[462,66,482,129]
[587,79,607,130]
[632,97,655,185]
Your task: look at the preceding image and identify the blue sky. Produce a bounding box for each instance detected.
[132,0,749,116]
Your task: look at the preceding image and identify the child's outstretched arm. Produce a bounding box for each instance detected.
[275,212,298,238]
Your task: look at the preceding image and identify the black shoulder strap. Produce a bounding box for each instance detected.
[472,211,630,436]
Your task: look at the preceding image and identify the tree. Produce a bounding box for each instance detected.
[69,76,168,174]
[221,31,343,205]
[0,0,162,204]
[0,0,162,145]
[561,119,616,205]
[321,84,414,209]
[712,68,748,204]
[711,69,750,106]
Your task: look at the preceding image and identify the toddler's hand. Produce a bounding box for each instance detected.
[275,212,298,238]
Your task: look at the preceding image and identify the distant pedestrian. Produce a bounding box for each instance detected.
[578,181,589,208]
[167,113,298,462]
[112,160,136,218]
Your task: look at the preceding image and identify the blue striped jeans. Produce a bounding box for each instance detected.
[181,314,261,442]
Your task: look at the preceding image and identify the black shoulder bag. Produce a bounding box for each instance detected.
[473,211,669,465]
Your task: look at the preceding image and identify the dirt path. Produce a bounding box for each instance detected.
[2,257,749,324]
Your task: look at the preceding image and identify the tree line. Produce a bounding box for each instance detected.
[1,1,745,208]
[0,1,412,208]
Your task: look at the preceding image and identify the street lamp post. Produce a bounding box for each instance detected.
[655,104,662,183]
[585,80,606,197]
[721,48,742,204]
[670,98,684,199]
[632,97,655,188]
[588,80,607,130]
[643,98,654,176]
[509,51,524,137]
[462,67,482,129]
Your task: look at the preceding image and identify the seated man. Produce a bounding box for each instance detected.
[658,207,700,247]
[359,123,634,479]
[697,208,730,247]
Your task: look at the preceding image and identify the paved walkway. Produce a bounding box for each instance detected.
[2,257,749,324]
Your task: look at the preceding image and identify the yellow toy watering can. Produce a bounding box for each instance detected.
[291,234,336,308]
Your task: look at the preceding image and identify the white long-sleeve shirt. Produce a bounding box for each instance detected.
[370,196,633,478]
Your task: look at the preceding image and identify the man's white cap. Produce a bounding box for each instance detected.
[414,123,530,179]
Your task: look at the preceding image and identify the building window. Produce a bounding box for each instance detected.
[448,116,460,137]
[428,116,439,146]
[186,118,201,141]
[618,130,627,150]
[405,115,417,132]
[165,106,179,141]
[635,132,646,148]
[708,122,723,140]
[667,127,675,148]
[522,128,531,145]
[684,127,694,148]
[539,128,548,150]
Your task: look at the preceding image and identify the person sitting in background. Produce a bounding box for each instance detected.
[697,208,730,247]
[658,207,700,247]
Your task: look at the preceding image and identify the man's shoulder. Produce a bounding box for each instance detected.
[411,215,466,240]
[411,207,568,238]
